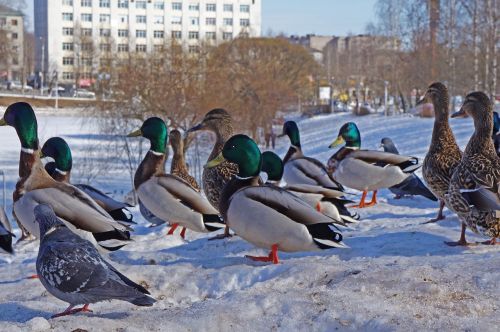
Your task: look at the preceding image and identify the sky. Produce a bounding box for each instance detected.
[24,0,378,36]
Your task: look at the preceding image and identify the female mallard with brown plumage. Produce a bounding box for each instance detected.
[420,82,463,223]
[0,102,131,249]
[128,117,225,239]
[188,109,238,238]
[445,92,500,246]
[169,129,200,191]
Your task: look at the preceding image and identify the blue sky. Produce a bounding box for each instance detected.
[25,0,377,35]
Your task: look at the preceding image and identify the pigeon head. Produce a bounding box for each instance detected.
[380,137,399,154]
[34,204,65,238]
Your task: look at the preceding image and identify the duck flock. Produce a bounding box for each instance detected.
[0,81,498,320]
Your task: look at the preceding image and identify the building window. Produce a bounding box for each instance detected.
[118,44,129,52]
[154,30,164,38]
[136,15,146,24]
[136,1,147,9]
[188,45,199,54]
[81,0,92,7]
[223,18,233,26]
[118,15,128,23]
[171,16,182,24]
[206,3,216,11]
[62,57,74,65]
[189,3,199,11]
[99,14,111,23]
[100,29,111,37]
[190,17,199,25]
[11,33,18,39]
[100,43,111,51]
[171,31,181,39]
[136,30,146,38]
[81,57,92,66]
[136,44,147,52]
[62,43,74,51]
[153,45,164,53]
[240,4,250,13]
[99,0,110,8]
[206,32,216,40]
[118,29,128,37]
[172,2,182,10]
[206,17,216,25]
[82,28,92,36]
[154,2,164,10]
[188,31,199,39]
[240,19,250,27]
[223,32,232,40]
[223,4,233,12]
[81,43,93,51]
[154,16,164,24]
[63,28,74,36]
[100,58,111,66]
[62,13,73,21]
[62,72,74,80]
[81,14,92,22]
[239,32,249,38]
[62,0,73,5]
[81,72,92,79]
[0,18,5,26]
[118,0,128,8]
[11,19,18,26]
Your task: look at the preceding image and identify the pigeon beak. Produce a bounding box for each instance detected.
[329,136,344,148]
[127,129,142,137]
[205,152,225,168]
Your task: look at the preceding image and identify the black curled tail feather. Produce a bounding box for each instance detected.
[93,229,131,242]
[306,223,343,249]
[397,157,421,173]
[108,208,136,224]
[203,214,226,232]
[0,234,13,254]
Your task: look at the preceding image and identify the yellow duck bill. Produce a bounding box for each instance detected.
[329,136,345,148]
[205,152,225,168]
[127,129,142,137]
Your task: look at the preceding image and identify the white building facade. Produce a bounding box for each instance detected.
[35,0,261,85]
[0,5,24,82]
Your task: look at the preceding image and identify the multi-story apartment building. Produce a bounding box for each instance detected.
[0,5,24,82]
[34,0,262,85]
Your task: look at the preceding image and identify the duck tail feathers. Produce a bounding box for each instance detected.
[108,208,136,224]
[93,228,131,242]
[307,223,348,249]
[203,214,226,232]
[0,234,14,254]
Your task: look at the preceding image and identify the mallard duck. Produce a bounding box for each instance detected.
[281,121,343,190]
[492,112,500,156]
[445,92,500,246]
[41,137,134,224]
[261,151,359,225]
[206,134,347,264]
[379,137,437,201]
[328,122,420,208]
[0,102,131,249]
[127,117,225,238]
[188,109,238,238]
[419,82,463,223]
[169,129,200,190]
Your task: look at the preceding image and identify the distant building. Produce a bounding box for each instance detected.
[288,34,334,63]
[0,4,24,82]
[34,0,262,86]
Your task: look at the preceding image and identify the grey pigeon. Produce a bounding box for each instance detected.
[35,204,155,318]
[380,138,437,201]
[0,207,14,254]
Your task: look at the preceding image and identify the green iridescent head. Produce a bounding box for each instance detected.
[0,102,38,149]
[282,121,301,147]
[41,137,73,172]
[127,117,168,154]
[206,134,262,178]
[329,122,361,149]
[261,151,284,182]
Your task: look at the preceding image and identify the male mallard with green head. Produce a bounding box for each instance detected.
[281,121,343,191]
[41,137,134,223]
[0,102,131,247]
[328,122,420,208]
[206,135,347,264]
[445,92,500,246]
[188,109,238,238]
[169,129,200,191]
[420,82,463,223]
[128,117,225,238]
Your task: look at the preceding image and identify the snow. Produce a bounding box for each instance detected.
[0,108,499,331]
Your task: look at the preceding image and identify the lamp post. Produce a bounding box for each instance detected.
[40,37,44,95]
[384,81,389,116]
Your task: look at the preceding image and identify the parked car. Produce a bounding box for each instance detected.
[73,89,96,99]
[4,81,33,91]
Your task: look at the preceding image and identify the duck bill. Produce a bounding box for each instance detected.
[205,152,225,168]
[329,136,344,148]
[187,123,203,132]
[127,129,142,137]
[0,118,6,126]
[451,108,467,118]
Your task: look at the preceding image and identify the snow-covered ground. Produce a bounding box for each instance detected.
[0,108,498,331]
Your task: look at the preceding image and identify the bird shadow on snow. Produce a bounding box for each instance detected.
[0,302,51,322]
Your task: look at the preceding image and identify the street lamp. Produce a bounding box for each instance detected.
[39,37,44,95]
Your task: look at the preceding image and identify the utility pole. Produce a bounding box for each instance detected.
[384,81,389,116]
[40,37,45,95]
